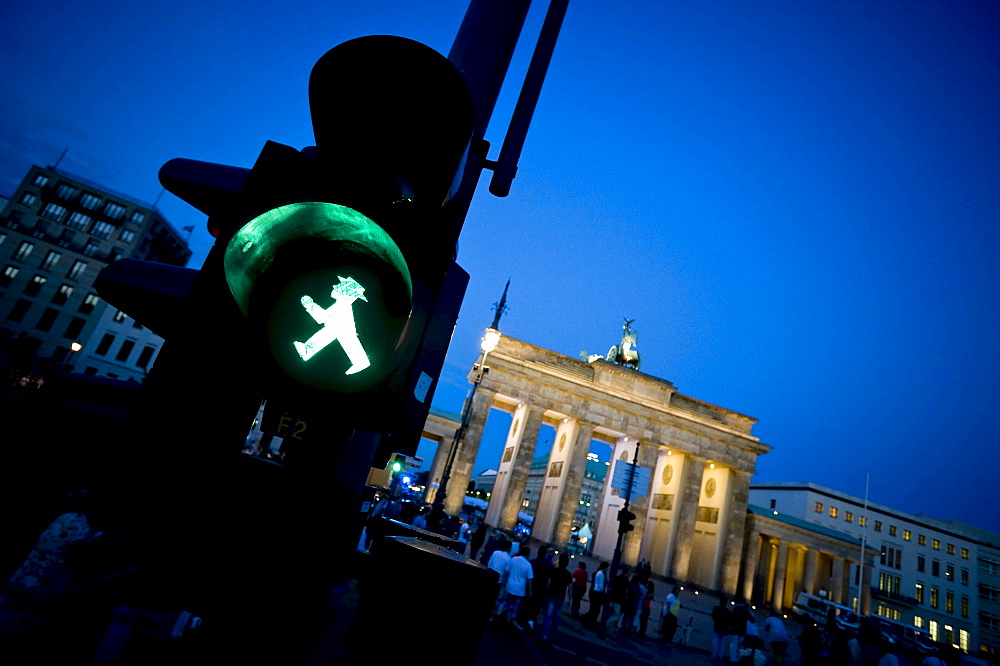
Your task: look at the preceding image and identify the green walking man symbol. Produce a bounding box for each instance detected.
[293,276,371,375]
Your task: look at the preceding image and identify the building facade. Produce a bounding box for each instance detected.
[750,482,1000,656]
[521,452,609,536]
[0,164,191,380]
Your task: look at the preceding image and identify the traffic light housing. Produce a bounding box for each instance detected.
[618,507,637,534]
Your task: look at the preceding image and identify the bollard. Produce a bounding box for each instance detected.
[346,536,498,662]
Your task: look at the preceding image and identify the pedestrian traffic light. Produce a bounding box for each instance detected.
[618,507,637,534]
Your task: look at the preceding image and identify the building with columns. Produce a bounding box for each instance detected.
[426,333,771,597]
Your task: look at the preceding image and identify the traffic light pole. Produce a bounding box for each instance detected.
[610,442,640,581]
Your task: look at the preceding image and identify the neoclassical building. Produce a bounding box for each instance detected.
[426,333,771,596]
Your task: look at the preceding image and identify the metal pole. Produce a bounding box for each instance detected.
[610,442,640,581]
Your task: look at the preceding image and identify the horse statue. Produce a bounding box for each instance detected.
[607,318,640,370]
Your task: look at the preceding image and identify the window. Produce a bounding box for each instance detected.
[946,592,954,613]
[19,192,38,206]
[928,620,939,642]
[931,587,939,609]
[91,221,115,239]
[946,564,954,582]
[79,293,99,314]
[875,521,882,532]
[52,284,73,306]
[103,202,126,219]
[55,184,79,200]
[919,534,926,546]
[83,240,100,257]
[95,334,115,356]
[35,307,58,332]
[915,583,924,604]
[115,340,135,362]
[904,530,912,541]
[119,229,136,243]
[67,260,87,280]
[859,516,867,527]
[981,558,1000,576]
[40,250,62,271]
[889,525,897,536]
[32,173,49,187]
[130,211,145,224]
[8,299,31,322]
[918,556,926,572]
[136,345,155,368]
[24,274,46,297]
[40,203,67,222]
[6,211,22,228]
[814,502,823,513]
[932,539,940,550]
[66,212,91,231]
[845,511,853,523]
[914,615,924,629]
[961,548,969,559]
[947,543,955,555]
[113,310,127,323]
[961,569,969,586]
[932,561,940,577]
[63,317,85,339]
[1,265,18,287]
[80,193,102,210]
[878,573,901,595]
[962,597,969,618]
[31,219,49,240]
[14,241,34,261]
[829,506,838,518]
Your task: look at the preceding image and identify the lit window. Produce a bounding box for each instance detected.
[24,274,46,297]
[103,202,126,219]
[930,587,939,608]
[40,203,67,222]
[41,250,62,270]
[914,615,924,628]
[859,516,867,527]
[14,241,35,261]
[1,265,19,287]
[928,620,938,642]
[829,506,838,518]
[67,260,87,280]
[80,193,102,210]
[55,184,79,200]
[932,539,940,550]
[961,548,969,559]
[946,592,954,613]
[91,221,115,239]
[113,310,127,323]
[919,534,926,546]
[79,293,99,314]
[52,284,73,305]
[845,511,853,523]
[120,229,136,243]
[959,629,969,652]
[130,211,145,224]
[904,530,912,541]
[814,502,823,513]
[915,583,924,604]
[83,240,100,257]
[961,597,969,618]
[19,192,38,206]
[947,543,955,555]
[32,173,49,187]
[66,212,92,231]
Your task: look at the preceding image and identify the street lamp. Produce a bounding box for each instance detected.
[433,326,501,515]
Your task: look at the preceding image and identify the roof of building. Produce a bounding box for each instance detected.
[748,504,865,547]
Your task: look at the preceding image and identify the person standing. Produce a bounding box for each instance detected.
[570,561,588,617]
[469,520,487,561]
[711,596,732,659]
[583,561,608,628]
[486,540,512,620]
[456,518,471,554]
[526,545,554,629]
[729,597,752,661]
[503,546,534,629]
[603,567,628,638]
[541,552,573,642]
[639,579,655,638]
[764,610,791,666]
[661,586,681,644]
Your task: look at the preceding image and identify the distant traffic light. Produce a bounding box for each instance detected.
[618,507,637,534]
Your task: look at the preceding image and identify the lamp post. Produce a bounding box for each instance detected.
[433,326,501,515]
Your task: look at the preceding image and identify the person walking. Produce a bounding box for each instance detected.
[503,546,534,629]
[541,552,573,642]
[711,596,732,659]
[583,561,608,628]
[729,597,752,661]
[569,561,588,617]
[486,540,512,621]
[764,610,791,666]
[660,586,681,644]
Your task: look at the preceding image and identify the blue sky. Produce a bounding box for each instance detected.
[2,1,998,533]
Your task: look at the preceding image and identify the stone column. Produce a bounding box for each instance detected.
[670,455,705,581]
[831,557,845,605]
[423,435,448,504]
[741,531,762,602]
[498,404,545,531]
[803,548,819,595]
[551,421,594,548]
[718,469,751,597]
[771,540,789,610]
[443,388,496,516]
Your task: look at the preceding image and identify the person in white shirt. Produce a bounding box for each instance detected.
[487,540,512,619]
[503,546,534,628]
[763,611,790,665]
